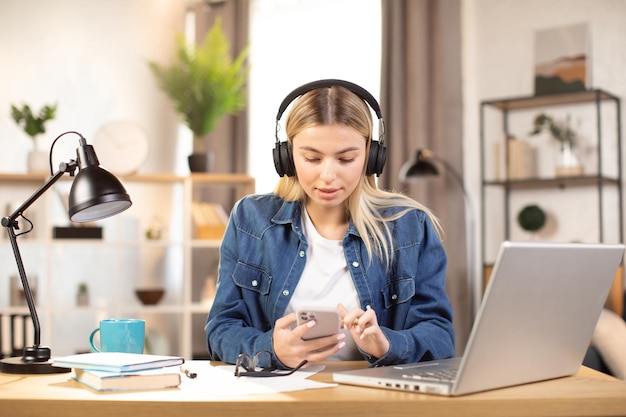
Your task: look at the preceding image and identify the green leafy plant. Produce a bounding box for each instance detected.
[10,103,58,149]
[529,113,576,148]
[77,282,88,295]
[148,18,249,154]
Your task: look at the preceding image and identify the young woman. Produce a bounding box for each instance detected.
[205,80,455,370]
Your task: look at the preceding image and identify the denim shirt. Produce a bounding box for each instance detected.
[205,193,455,368]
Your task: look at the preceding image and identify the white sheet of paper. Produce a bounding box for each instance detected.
[176,361,336,398]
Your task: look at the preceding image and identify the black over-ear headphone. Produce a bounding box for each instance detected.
[273,79,387,177]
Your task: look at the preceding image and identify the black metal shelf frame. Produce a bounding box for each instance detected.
[479,89,623,268]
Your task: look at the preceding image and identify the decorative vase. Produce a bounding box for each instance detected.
[27,150,49,174]
[555,142,584,177]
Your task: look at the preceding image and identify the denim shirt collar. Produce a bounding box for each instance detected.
[271,199,361,240]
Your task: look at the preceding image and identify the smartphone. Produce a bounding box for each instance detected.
[296,306,341,340]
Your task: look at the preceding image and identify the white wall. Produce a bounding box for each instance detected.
[0,0,185,174]
[463,0,626,261]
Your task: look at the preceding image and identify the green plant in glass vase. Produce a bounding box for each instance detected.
[530,113,583,177]
[149,18,249,172]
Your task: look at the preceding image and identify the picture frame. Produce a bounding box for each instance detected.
[534,23,590,95]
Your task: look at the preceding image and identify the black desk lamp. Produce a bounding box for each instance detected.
[399,149,478,318]
[0,131,132,374]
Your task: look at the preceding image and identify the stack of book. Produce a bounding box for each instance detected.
[52,352,185,392]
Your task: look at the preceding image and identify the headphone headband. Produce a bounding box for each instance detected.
[275,78,383,121]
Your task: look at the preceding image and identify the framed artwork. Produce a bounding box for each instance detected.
[534,23,590,95]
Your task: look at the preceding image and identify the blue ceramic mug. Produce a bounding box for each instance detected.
[89,318,145,353]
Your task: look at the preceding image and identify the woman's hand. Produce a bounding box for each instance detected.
[272,312,346,368]
[338,303,389,359]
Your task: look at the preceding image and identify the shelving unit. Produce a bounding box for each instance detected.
[479,89,623,314]
[0,172,254,359]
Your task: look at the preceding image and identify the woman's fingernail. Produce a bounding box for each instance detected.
[307,320,316,328]
[337,333,346,341]
[337,341,346,349]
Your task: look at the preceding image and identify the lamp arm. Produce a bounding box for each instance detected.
[4,161,77,226]
[1,160,77,354]
[429,154,479,318]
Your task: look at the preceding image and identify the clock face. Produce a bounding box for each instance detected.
[92,121,149,176]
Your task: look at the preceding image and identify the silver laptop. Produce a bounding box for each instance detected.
[333,241,625,396]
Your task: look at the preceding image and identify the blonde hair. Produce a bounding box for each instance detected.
[274,84,442,268]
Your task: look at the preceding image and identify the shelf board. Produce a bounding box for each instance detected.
[190,239,222,248]
[121,173,184,183]
[482,89,619,111]
[483,175,621,189]
[0,172,255,185]
[0,173,50,182]
[189,172,255,185]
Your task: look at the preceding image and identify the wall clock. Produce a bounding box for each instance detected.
[92,121,149,176]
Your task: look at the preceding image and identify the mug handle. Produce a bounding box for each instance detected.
[89,328,101,352]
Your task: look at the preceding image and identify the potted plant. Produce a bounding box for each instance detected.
[148,18,249,172]
[10,102,58,173]
[529,113,583,176]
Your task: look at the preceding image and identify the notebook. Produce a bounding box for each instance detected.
[71,367,182,391]
[333,241,625,396]
[52,352,184,373]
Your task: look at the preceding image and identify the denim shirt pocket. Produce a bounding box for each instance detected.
[382,277,415,308]
[232,262,271,295]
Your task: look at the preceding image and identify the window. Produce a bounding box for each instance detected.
[248,0,382,193]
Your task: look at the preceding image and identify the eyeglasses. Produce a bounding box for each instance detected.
[234,350,308,378]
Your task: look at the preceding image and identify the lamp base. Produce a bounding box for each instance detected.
[0,356,70,374]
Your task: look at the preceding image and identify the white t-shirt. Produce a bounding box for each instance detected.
[285,209,361,360]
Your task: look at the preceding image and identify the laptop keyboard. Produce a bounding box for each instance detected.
[402,368,458,383]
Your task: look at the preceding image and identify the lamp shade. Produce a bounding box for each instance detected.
[68,166,132,222]
[399,150,439,182]
[68,140,131,222]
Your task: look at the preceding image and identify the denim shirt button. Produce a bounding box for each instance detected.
[391,294,398,300]
[251,280,258,287]
[351,261,359,267]
[299,251,305,257]
[282,290,290,296]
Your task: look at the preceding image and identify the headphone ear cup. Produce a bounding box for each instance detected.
[366,140,387,176]
[273,141,296,177]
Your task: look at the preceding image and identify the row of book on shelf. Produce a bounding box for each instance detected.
[191,202,228,240]
[52,352,186,391]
